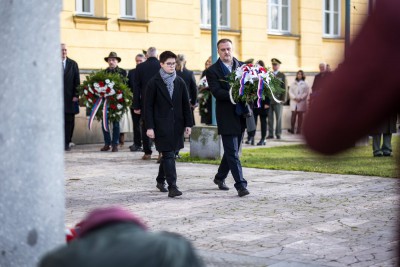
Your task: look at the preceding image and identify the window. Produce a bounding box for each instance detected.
[121,0,136,18]
[76,0,94,15]
[323,0,340,37]
[200,0,230,29]
[268,0,290,33]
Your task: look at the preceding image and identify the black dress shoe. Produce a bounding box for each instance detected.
[288,129,294,134]
[129,145,142,152]
[168,187,182,198]
[276,136,281,140]
[156,182,168,192]
[266,136,274,139]
[65,146,71,151]
[238,188,250,197]
[256,140,266,146]
[214,179,229,190]
[383,153,392,157]
[374,154,383,157]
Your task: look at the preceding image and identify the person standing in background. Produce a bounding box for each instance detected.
[128,53,146,152]
[199,56,212,125]
[267,58,286,140]
[101,52,127,152]
[61,43,80,151]
[176,54,197,126]
[245,60,270,146]
[288,70,310,134]
[133,47,160,160]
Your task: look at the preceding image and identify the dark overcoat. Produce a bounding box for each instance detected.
[105,66,127,78]
[370,114,398,135]
[205,58,245,135]
[133,57,160,110]
[176,68,198,106]
[63,57,80,114]
[144,73,193,152]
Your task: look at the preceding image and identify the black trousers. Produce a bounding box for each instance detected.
[64,113,75,147]
[140,117,152,155]
[248,109,268,140]
[130,109,142,147]
[156,151,177,188]
[215,134,248,190]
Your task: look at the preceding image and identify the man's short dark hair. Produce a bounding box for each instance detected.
[217,38,232,48]
[159,51,177,63]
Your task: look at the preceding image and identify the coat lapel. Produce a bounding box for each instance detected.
[155,75,174,106]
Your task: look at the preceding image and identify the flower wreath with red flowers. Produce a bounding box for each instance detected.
[226,63,284,107]
[78,70,132,130]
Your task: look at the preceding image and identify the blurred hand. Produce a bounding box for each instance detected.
[147,129,155,139]
[185,127,191,136]
[134,109,141,114]
[72,97,78,102]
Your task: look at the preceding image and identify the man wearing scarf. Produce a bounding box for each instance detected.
[144,51,193,198]
[205,39,250,197]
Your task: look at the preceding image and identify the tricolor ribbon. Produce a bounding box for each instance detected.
[257,74,264,108]
[102,98,109,132]
[265,82,282,104]
[88,97,110,132]
[238,72,247,96]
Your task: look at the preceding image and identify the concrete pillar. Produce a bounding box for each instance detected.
[190,126,223,159]
[0,2,64,267]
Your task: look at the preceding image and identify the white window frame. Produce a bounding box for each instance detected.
[323,0,341,37]
[75,0,94,15]
[200,0,230,30]
[268,0,291,34]
[120,0,137,19]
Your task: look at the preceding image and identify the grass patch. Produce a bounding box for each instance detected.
[180,136,399,178]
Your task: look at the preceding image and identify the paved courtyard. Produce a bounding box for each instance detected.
[64,136,399,266]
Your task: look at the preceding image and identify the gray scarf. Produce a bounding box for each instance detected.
[159,68,176,98]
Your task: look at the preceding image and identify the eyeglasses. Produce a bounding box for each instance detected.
[165,62,176,66]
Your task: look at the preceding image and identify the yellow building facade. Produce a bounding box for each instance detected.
[61,0,369,74]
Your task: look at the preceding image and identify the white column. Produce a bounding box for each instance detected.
[0,1,64,267]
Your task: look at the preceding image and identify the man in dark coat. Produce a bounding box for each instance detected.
[127,53,146,152]
[62,43,80,151]
[267,58,286,140]
[310,62,331,106]
[39,207,204,267]
[144,51,193,198]
[205,38,249,197]
[133,47,161,160]
[176,54,198,125]
[101,52,127,152]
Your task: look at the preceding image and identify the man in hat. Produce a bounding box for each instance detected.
[100,52,127,152]
[267,58,286,139]
[61,43,80,151]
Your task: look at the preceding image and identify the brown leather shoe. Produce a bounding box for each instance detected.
[112,145,118,152]
[142,154,151,160]
[100,145,110,151]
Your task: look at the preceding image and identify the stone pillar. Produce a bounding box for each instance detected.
[0,2,64,267]
[190,126,223,159]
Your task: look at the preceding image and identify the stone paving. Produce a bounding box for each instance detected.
[64,134,399,266]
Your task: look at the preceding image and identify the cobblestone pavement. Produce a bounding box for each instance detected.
[65,134,399,266]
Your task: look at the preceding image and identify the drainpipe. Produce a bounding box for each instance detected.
[211,0,218,125]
